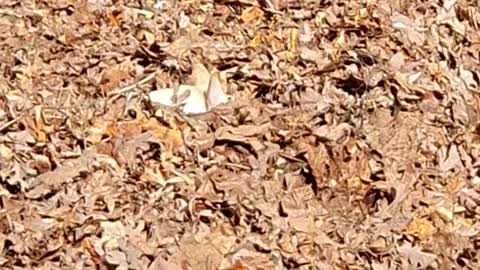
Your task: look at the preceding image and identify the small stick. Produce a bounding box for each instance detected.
[107,72,156,97]
[0,114,25,133]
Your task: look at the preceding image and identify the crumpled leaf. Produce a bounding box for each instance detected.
[172,233,227,270]
[397,242,437,268]
[241,6,263,24]
[148,256,181,270]
[3,0,480,268]
[391,12,425,45]
[105,249,127,265]
[85,119,117,144]
[406,218,436,240]
[436,0,466,36]
[312,123,352,143]
[26,149,96,199]
[100,64,130,95]
[163,27,205,57]
[437,145,464,173]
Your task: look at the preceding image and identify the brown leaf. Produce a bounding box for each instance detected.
[112,132,151,170]
[312,123,352,143]
[85,119,118,144]
[34,105,47,145]
[241,6,264,24]
[406,218,436,240]
[397,242,437,268]
[305,143,333,187]
[26,149,96,199]
[100,65,130,95]
[164,28,205,57]
[148,256,181,270]
[139,118,183,154]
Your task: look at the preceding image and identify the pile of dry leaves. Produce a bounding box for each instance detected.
[1,0,480,269]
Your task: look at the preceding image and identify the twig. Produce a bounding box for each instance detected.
[0,113,25,133]
[107,72,156,97]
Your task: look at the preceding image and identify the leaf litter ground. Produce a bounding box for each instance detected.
[1,0,480,269]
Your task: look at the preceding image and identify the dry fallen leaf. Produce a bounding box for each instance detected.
[85,119,117,144]
[26,149,96,199]
[287,28,298,60]
[2,0,480,268]
[100,65,130,95]
[397,242,437,268]
[406,217,436,240]
[138,117,183,153]
[148,256,181,270]
[34,105,47,145]
[241,6,264,24]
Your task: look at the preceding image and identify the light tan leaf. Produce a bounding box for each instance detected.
[241,6,263,24]
[148,256,181,270]
[397,242,437,268]
[406,218,436,240]
[139,118,184,153]
[34,105,46,145]
[26,149,96,199]
[164,27,204,57]
[85,119,117,144]
[100,65,130,95]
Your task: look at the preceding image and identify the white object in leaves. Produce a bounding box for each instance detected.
[149,85,208,115]
[206,72,230,108]
[149,64,231,115]
[154,0,167,10]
